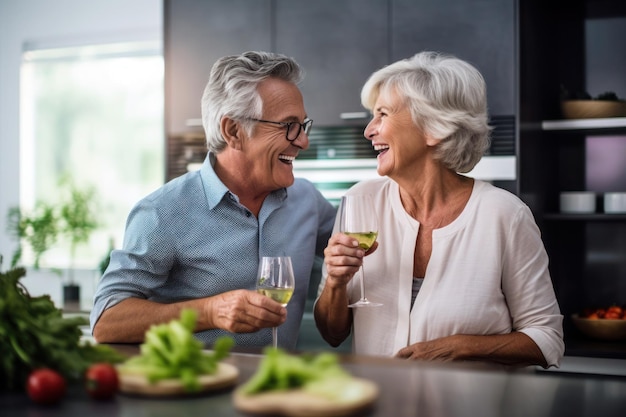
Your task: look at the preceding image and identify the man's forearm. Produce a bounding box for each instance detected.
[92,297,206,343]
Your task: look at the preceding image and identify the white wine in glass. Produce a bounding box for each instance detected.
[255,256,295,348]
[340,195,382,308]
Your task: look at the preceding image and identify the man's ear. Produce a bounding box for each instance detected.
[220,116,245,150]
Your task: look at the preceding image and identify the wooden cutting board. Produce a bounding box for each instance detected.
[232,378,379,417]
[117,362,239,397]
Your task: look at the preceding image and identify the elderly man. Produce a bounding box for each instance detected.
[91,51,335,349]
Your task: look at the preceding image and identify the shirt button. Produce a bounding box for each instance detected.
[246,211,251,217]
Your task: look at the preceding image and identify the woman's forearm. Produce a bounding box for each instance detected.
[313,281,352,347]
[396,332,548,368]
[453,332,548,367]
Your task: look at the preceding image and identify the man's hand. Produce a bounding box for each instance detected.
[207,289,287,333]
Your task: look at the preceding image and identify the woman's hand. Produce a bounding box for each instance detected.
[323,232,378,288]
[395,335,462,361]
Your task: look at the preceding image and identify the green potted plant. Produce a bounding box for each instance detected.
[6,202,59,270]
[57,177,99,309]
[6,177,99,310]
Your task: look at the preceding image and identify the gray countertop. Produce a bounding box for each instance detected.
[537,355,626,377]
[2,348,626,417]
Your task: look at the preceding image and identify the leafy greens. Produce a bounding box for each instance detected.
[0,266,124,391]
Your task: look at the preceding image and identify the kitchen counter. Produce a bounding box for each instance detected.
[537,355,626,378]
[2,345,626,417]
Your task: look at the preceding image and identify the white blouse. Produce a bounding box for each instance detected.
[318,178,564,367]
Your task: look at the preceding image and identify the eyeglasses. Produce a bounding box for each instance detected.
[248,118,313,141]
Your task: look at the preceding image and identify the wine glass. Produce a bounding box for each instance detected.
[256,256,295,348]
[340,195,382,308]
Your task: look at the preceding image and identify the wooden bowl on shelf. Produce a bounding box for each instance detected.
[561,100,626,119]
[571,314,626,341]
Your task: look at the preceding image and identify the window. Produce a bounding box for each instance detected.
[20,41,164,269]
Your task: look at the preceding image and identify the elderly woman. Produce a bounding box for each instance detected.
[314,51,564,368]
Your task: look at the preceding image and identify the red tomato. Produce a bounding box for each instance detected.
[85,363,119,400]
[26,368,66,405]
[607,306,623,315]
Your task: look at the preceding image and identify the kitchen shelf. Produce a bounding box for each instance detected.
[564,335,626,360]
[541,117,626,131]
[519,0,626,362]
[544,213,626,221]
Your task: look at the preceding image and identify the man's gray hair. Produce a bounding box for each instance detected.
[201,51,304,154]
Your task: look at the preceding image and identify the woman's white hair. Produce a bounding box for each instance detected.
[361,51,491,173]
[201,51,303,154]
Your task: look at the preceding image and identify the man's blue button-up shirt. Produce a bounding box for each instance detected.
[90,153,336,349]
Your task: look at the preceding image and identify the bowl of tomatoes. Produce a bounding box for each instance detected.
[571,306,626,341]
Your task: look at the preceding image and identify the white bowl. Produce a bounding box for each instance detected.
[559,192,596,213]
[604,192,626,213]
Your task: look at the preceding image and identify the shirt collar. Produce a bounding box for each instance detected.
[200,152,231,209]
[200,152,289,210]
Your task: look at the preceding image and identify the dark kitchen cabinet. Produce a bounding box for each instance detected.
[276,0,517,125]
[391,0,516,117]
[274,0,388,126]
[164,0,388,132]
[519,0,626,359]
[165,0,519,132]
[164,0,272,180]
[164,0,272,135]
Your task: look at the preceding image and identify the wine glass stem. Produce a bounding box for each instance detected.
[359,265,367,301]
[272,326,278,348]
